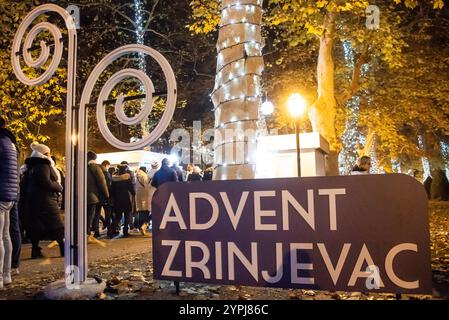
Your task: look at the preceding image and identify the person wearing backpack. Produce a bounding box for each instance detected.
[111,163,136,237]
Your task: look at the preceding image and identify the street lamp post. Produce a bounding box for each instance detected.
[294,117,301,177]
[287,93,307,177]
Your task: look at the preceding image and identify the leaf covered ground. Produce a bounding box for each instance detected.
[1,202,448,300]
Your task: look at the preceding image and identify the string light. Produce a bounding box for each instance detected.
[212,72,263,98]
[215,163,255,169]
[338,41,361,175]
[216,56,261,78]
[134,0,145,72]
[214,117,260,130]
[219,38,263,52]
[212,95,261,112]
[134,0,150,137]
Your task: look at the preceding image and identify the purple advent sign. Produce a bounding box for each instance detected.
[152,174,431,294]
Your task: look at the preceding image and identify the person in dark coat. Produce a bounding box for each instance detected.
[203,166,213,181]
[111,164,136,237]
[51,156,65,210]
[119,161,137,229]
[86,151,109,240]
[0,117,18,202]
[185,163,194,182]
[0,117,18,287]
[20,143,64,259]
[106,166,118,237]
[100,160,113,231]
[151,158,178,188]
[187,166,203,181]
[423,176,432,199]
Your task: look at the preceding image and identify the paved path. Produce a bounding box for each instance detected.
[1,201,449,300]
[17,233,152,274]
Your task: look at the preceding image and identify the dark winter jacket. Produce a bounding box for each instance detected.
[111,173,136,213]
[87,162,109,205]
[203,170,213,181]
[19,157,64,240]
[187,172,203,182]
[0,128,19,202]
[151,165,178,188]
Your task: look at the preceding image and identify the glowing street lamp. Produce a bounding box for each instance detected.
[287,93,307,117]
[287,93,307,177]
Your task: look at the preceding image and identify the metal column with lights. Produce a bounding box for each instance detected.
[212,0,265,180]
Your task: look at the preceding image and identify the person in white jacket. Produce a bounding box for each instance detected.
[134,163,158,235]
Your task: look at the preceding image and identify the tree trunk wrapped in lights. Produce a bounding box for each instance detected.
[212,0,264,180]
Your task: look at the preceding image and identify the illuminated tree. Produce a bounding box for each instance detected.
[190,0,445,175]
[0,0,66,151]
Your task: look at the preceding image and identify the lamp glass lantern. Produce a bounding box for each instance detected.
[287,93,307,117]
[287,93,307,177]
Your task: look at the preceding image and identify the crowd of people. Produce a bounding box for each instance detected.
[85,152,214,243]
[0,115,218,289]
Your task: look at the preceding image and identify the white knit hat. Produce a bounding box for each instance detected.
[30,142,50,155]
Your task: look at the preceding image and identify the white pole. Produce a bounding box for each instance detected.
[11,4,79,286]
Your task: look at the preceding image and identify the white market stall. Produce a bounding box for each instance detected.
[96,150,178,170]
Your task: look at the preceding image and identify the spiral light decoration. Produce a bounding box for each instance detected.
[212,0,265,180]
[78,44,177,151]
[11,4,79,283]
[76,45,176,279]
[11,5,76,86]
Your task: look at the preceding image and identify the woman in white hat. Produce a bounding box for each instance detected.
[19,143,64,259]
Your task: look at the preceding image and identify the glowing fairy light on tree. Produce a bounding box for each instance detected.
[339,41,384,175]
[134,0,146,72]
[418,135,431,179]
[211,0,265,180]
[339,41,360,175]
[134,0,150,137]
